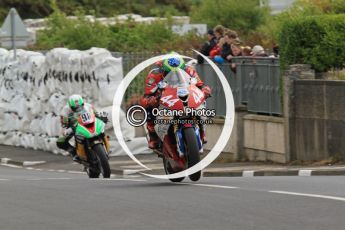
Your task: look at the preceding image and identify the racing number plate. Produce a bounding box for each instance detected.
[81,112,92,124]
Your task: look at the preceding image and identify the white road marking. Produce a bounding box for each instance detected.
[124,175,143,178]
[243,170,255,177]
[47,169,56,172]
[269,191,345,202]
[0,158,10,164]
[57,170,66,173]
[67,170,84,174]
[0,163,23,168]
[123,169,146,175]
[26,178,72,181]
[193,184,238,189]
[298,170,312,176]
[0,179,9,181]
[90,178,146,182]
[23,161,46,166]
[180,182,238,189]
[25,167,34,170]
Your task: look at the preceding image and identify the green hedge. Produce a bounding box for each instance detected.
[34,4,204,52]
[279,14,345,72]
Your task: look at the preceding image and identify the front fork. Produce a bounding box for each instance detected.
[82,134,109,164]
[175,123,203,158]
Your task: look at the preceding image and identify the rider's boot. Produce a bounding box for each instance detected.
[68,146,81,162]
[199,125,207,144]
[147,121,159,150]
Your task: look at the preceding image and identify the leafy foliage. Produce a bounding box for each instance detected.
[190,0,270,34]
[36,4,111,50]
[258,0,345,43]
[279,14,345,72]
[35,3,203,52]
[0,0,193,20]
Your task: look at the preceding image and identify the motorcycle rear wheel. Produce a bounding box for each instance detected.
[183,127,201,181]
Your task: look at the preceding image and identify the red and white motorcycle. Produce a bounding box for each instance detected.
[153,69,207,182]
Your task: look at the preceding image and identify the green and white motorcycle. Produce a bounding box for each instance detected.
[73,108,111,178]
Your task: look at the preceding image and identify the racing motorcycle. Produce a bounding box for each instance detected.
[73,108,111,178]
[153,69,206,182]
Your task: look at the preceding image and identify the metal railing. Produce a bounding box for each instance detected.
[113,52,282,116]
[233,57,281,115]
[196,57,282,116]
[112,51,196,108]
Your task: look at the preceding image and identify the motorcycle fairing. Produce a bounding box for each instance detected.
[187,85,205,109]
[160,87,184,111]
[75,118,105,138]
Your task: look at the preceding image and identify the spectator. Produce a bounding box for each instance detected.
[269,44,279,58]
[221,30,238,62]
[228,40,243,72]
[231,40,242,56]
[213,25,225,42]
[197,29,217,64]
[210,37,225,59]
[241,46,252,56]
[251,45,268,57]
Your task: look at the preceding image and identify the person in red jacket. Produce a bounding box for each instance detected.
[139,53,211,150]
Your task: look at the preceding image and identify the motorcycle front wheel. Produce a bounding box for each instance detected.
[183,127,201,181]
[93,143,111,178]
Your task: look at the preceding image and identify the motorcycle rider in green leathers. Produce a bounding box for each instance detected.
[56,94,108,162]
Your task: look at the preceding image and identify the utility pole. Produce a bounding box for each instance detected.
[10,8,17,60]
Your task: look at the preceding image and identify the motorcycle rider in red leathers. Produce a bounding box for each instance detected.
[139,54,211,150]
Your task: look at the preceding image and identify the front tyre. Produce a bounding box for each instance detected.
[86,168,100,178]
[163,157,185,182]
[93,144,111,178]
[183,127,201,181]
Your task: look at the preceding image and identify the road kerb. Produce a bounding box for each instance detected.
[0,158,25,166]
[203,169,345,177]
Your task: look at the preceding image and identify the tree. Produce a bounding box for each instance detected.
[190,0,269,33]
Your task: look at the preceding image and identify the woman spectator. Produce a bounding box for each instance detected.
[241,46,252,56]
[221,30,238,62]
[227,40,243,72]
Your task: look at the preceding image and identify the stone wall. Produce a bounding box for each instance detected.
[243,115,286,163]
[203,112,286,163]
[291,80,345,160]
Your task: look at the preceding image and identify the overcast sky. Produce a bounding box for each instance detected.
[266,0,295,14]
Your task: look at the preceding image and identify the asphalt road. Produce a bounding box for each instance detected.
[0,164,344,230]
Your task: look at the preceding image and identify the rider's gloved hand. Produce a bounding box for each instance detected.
[202,85,212,98]
[100,116,108,123]
[140,96,159,108]
[96,112,109,123]
[64,128,73,136]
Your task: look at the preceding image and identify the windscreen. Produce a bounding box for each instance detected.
[163,69,191,88]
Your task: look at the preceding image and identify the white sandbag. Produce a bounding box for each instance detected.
[0,47,150,157]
